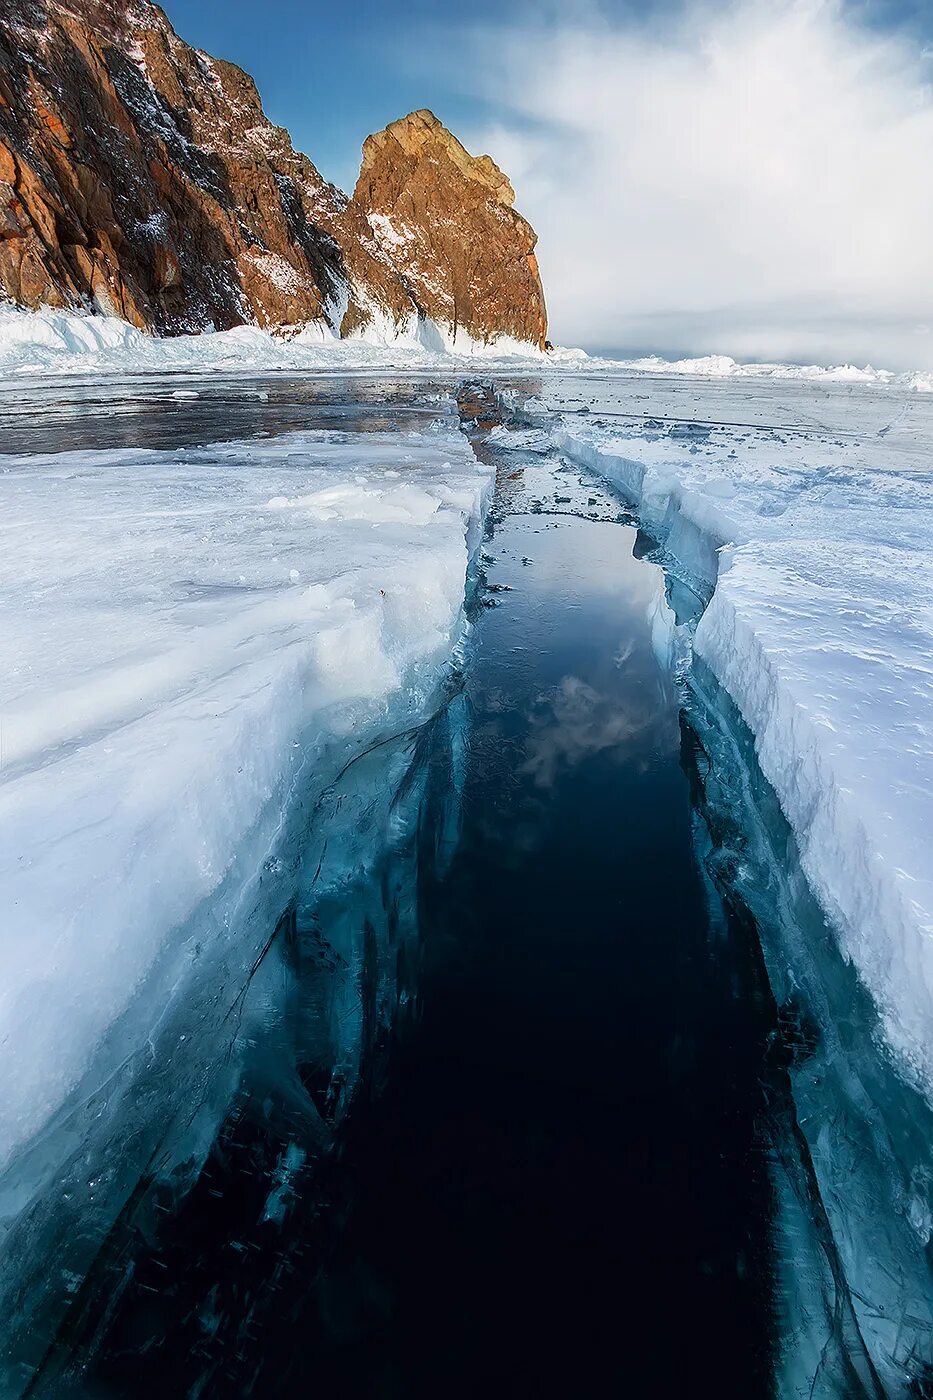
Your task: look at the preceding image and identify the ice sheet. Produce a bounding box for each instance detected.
[528,374,933,1098]
[0,423,492,1167]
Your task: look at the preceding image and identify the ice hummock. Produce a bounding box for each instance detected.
[0,423,492,1176]
[0,304,555,377]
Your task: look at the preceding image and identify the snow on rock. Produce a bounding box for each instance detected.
[544,386,933,1098]
[0,4,548,346]
[0,424,493,1168]
[349,109,547,349]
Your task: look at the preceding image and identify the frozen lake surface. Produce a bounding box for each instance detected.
[64,420,782,1397]
[0,370,930,1397]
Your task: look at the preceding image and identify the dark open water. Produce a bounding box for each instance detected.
[250,510,779,1398]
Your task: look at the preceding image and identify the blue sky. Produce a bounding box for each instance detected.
[161,0,521,192]
[162,0,933,192]
[161,1,933,366]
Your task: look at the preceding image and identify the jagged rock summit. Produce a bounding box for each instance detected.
[351,110,547,350]
[0,0,547,348]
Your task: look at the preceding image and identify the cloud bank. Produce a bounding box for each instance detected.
[458,0,933,367]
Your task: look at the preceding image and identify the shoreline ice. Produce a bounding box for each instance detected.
[2,304,933,387]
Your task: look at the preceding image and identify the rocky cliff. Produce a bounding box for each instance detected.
[0,0,547,346]
[349,110,547,349]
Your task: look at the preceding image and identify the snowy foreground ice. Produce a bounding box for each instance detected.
[0,421,491,1173]
[501,374,933,1104]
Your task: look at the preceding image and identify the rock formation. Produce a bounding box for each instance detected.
[349,110,547,349]
[0,0,547,346]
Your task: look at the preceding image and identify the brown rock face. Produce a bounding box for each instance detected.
[351,110,547,349]
[0,2,547,346]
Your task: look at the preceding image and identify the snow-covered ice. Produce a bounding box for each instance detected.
[6,303,933,386]
[0,304,555,377]
[0,422,492,1169]
[517,373,933,1100]
[2,306,931,1119]
[587,350,933,391]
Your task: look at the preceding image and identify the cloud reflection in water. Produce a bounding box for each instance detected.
[521,670,669,789]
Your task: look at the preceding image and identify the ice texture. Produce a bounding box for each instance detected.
[0,423,492,1169]
[686,653,933,1397]
[536,378,933,1099]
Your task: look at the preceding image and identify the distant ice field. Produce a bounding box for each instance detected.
[2,304,933,387]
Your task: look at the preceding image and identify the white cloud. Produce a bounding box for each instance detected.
[457,0,933,368]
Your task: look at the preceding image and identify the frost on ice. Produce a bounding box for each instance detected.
[0,425,492,1172]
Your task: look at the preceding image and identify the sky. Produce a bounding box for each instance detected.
[161,0,933,368]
